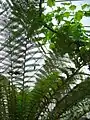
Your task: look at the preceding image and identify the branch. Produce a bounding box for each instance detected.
[39,0,57,34]
[44,23,57,33]
[39,0,43,17]
[78,72,90,76]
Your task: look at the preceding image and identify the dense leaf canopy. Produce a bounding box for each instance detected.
[0,0,90,120]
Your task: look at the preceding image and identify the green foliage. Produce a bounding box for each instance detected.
[82,4,90,10]
[47,0,55,7]
[0,75,9,86]
[27,71,62,119]
[75,10,84,21]
[0,0,90,120]
[69,5,76,11]
[41,3,90,68]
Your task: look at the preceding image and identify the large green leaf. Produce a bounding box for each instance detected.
[75,10,84,21]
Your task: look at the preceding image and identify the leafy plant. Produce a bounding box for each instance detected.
[0,0,90,120]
